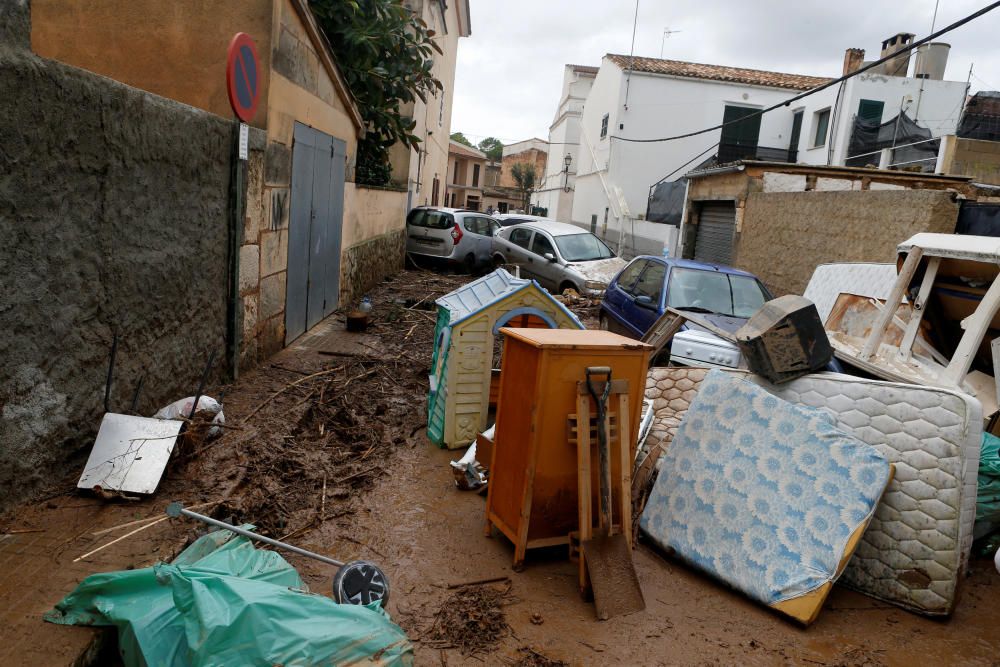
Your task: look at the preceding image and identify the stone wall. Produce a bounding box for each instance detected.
[340,229,407,306]
[736,190,959,296]
[0,28,234,510]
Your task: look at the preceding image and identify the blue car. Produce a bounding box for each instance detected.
[599,256,773,340]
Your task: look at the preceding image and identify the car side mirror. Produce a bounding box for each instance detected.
[635,295,656,309]
[544,252,557,262]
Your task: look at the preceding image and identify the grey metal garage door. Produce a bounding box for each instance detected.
[286,122,346,343]
[693,202,736,265]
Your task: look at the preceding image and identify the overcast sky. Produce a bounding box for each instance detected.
[450,0,1000,146]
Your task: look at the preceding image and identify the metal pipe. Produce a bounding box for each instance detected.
[166,502,344,567]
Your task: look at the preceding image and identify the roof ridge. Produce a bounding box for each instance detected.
[604,53,830,90]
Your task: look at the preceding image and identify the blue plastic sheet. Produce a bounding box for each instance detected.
[45,529,412,666]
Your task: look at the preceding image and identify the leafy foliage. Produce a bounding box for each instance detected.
[450,132,474,147]
[477,137,503,161]
[510,162,538,210]
[311,0,443,185]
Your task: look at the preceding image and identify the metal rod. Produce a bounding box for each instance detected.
[104,332,118,413]
[187,350,217,423]
[166,502,344,567]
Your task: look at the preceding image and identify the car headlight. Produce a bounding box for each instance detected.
[584,280,607,291]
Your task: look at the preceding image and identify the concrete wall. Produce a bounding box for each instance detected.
[0,26,234,511]
[31,0,274,129]
[940,135,1000,186]
[736,190,959,296]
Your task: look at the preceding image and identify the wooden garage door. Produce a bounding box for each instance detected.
[693,202,736,265]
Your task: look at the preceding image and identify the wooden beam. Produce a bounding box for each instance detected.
[860,248,923,362]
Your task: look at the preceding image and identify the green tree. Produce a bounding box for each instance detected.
[477,137,503,161]
[311,0,443,186]
[510,162,537,211]
[450,132,474,147]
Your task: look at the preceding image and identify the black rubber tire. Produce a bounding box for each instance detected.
[333,560,390,607]
[464,253,477,274]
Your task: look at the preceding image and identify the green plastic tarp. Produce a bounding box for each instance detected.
[977,433,1000,540]
[44,528,413,666]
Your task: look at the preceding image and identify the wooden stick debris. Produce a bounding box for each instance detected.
[446,575,511,589]
[90,500,222,537]
[75,517,169,562]
[241,367,343,423]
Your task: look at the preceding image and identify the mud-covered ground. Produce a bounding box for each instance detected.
[2,268,998,666]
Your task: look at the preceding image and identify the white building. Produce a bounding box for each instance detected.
[535,65,598,222]
[560,33,968,259]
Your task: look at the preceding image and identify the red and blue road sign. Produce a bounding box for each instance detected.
[226,33,260,123]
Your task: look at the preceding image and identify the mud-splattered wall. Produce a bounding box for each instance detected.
[736,190,959,296]
[0,15,233,511]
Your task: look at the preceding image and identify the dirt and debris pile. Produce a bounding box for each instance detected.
[513,647,566,667]
[208,270,469,538]
[427,583,513,657]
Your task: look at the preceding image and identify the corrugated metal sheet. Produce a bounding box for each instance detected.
[693,202,736,266]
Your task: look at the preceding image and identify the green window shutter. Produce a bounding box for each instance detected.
[858,99,885,122]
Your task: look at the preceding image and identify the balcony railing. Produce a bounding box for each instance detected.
[717,142,797,164]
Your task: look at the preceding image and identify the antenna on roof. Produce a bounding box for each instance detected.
[624,0,640,111]
[660,26,682,58]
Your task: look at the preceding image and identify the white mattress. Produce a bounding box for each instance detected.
[803,262,897,324]
[643,368,983,616]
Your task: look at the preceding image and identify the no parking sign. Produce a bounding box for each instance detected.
[226,32,260,123]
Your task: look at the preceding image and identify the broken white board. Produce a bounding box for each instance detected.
[802,263,897,324]
[77,413,183,495]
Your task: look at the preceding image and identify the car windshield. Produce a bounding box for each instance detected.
[408,209,454,229]
[667,267,768,318]
[554,233,614,262]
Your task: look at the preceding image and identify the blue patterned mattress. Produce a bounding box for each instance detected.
[639,370,892,623]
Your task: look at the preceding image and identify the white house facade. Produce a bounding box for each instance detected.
[535,65,597,223]
[562,33,968,259]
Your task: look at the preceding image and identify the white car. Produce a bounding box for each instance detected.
[491,220,626,296]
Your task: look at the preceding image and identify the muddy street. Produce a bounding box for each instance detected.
[2,268,998,666]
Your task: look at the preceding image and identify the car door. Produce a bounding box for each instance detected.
[503,226,536,273]
[465,215,493,265]
[627,260,667,334]
[604,259,649,338]
[528,230,562,291]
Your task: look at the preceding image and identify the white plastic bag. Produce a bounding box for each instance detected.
[154,396,225,438]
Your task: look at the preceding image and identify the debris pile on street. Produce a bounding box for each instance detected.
[426,581,514,657]
[513,646,567,667]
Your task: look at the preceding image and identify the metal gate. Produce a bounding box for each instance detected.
[286,122,346,343]
[693,202,736,265]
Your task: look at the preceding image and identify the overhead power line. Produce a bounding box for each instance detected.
[612,1,1000,144]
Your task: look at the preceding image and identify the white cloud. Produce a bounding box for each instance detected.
[452,0,1000,145]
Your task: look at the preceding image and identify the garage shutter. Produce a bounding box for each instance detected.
[693,202,736,265]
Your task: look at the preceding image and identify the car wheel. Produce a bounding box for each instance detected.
[464,253,477,274]
[492,254,506,269]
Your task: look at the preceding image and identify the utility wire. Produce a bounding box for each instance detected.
[612,1,1000,144]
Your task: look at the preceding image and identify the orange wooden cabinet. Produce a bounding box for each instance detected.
[484,328,651,569]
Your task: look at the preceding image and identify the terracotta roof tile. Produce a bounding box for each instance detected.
[449,140,487,159]
[606,54,830,91]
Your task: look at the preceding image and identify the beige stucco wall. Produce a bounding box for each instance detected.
[342,185,408,249]
[736,190,960,296]
[387,1,466,206]
[31,0,274,129]
[940,136,1000,186]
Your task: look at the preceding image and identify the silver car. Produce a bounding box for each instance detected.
[406,207,501,271]
[491,220,627,296]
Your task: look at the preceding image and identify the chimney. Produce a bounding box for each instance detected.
[842,48,865,76]
[879,32,916,77]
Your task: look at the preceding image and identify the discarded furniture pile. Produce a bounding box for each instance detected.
[453,262,1000,624]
